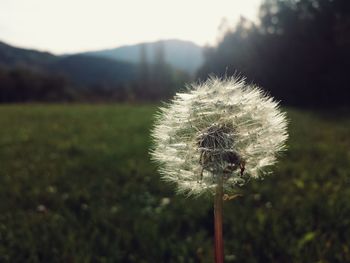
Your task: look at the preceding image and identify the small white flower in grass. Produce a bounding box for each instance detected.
[150,76,288,196]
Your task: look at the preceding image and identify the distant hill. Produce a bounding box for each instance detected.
[0,41,137,87]
[81,39,204,74]
[0,41,56,70]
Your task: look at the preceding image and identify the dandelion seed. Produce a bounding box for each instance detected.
[160,197,171,207]
[37,204,47,213]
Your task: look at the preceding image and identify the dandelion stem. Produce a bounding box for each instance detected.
[214,175,224,263]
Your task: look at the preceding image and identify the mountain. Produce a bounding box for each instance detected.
[0,41,56,70]
[81,39,204,74]
[0,41,137,87]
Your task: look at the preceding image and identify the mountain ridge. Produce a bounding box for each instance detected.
[0,40,137,87]
[0,38,202,94]
[80,39,204,74]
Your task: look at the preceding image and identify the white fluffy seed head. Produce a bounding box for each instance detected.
[150,76,288,196]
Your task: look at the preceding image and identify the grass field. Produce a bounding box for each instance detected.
[0,104,349,263]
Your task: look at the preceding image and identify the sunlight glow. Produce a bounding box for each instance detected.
[0,0,261,53]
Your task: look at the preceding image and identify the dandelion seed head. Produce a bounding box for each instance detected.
[150,76,288,196]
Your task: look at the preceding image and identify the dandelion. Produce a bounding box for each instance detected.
[150,76,288,263]
[151,76,288,195]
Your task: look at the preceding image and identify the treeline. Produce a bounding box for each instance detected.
[198,0,350,107]
[0,67,128,103]
[133,42,190,100]
[0,66,189,103]
[0,68,74,103]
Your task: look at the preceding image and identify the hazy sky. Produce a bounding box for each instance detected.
[0,0,262,54]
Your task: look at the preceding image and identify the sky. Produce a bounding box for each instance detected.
[0,0,262,54]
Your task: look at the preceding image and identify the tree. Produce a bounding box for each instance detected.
[198,0,350,107]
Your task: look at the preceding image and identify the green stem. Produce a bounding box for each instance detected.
[214,175,224,263]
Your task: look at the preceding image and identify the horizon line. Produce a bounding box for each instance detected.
[0,37,209,56]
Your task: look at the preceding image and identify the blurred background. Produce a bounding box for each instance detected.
[0,0,349,262]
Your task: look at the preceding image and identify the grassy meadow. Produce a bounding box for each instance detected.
[0,104,349,263]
